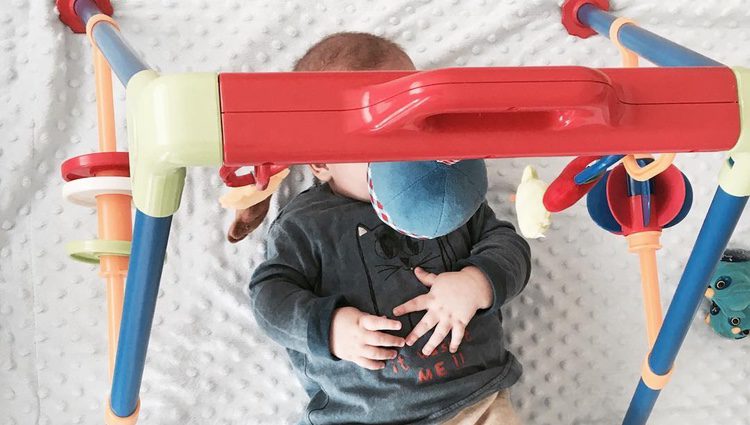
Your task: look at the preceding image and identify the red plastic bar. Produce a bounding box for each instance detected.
[219,66,739,166]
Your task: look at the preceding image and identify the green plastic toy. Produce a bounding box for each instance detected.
[705,249,750,339]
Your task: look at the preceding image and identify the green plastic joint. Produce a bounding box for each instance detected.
[126,71,224,217]
[719,67,750,197]
[66,240,132,264]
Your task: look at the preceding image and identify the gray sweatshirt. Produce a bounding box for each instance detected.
[249,183,531,425]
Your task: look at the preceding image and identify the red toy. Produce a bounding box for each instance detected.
[561,0,610,38]
[56,0,113,33]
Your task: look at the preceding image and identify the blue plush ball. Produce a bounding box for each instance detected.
[367,160,488,239]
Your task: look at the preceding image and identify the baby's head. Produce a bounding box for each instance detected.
[227,32,415,242]
[293,32,414,72]
[297,32,415,202]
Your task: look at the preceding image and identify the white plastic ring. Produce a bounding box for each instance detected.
[63,176,132,208]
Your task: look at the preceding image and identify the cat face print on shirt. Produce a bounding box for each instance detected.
[355,222,461,335]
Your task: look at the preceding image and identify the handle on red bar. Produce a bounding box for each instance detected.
[360,79,619,134]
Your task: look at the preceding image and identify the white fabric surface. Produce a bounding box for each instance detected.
[1,0,749,424]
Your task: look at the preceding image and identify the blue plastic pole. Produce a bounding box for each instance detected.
[74,0,150,85]
[110,211,173,417]
[623,188,748,424]
[577,4,723,67]
[73,0,101,24]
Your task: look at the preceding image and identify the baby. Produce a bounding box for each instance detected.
[230,32,531,425]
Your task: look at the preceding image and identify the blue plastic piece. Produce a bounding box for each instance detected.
[664,173,693,228]
[574,154,624,185]
[641,178,651,226]
[586,171,622,234]
[631,159,652,227]
[74,0,150,85]
[623,188,748,424]
[623,380,660,425]
[578,4,723,67]
[110,211,172,417]
[73,0,100,23]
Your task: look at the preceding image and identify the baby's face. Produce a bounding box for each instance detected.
[326,163,371,202]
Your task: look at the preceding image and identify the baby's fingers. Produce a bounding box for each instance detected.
[449,324,465,353]
[393,294,430,317]
[405,313,438,347]
[365,331,405,348]
[359,314,402,332]
[355,357,386,371]
[422,321,452,356]
[361,345,398,361]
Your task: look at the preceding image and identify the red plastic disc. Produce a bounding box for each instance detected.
[561,0,610,39]
[61,152,130,181]
[56,0,114,34]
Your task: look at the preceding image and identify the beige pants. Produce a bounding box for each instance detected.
[442,390,523,425]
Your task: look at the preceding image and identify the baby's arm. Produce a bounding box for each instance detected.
[250,217,405,367]
[455,201,532,311]
[393,202,531,355]
[249,218,342,358]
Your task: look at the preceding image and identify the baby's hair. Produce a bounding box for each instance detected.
[293,32,414,71]
[228,32,413,243]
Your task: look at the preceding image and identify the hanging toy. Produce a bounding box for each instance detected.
[586,158,693,345]
[515,165,551,239]
[706,301,750,340]
[704,249,750,339]
[368,160,488,239]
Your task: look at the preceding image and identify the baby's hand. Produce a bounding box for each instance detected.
[329,306,406,370]
[393,266,492,356]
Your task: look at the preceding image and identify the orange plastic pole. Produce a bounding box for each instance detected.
[627,231,664,347]
[95,48,117,152]
[97,192,131,377]
[91,29,132,379]
[610,17,667,349]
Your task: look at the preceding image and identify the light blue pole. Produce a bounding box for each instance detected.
[74,0,150,85]
[577,4,723,67]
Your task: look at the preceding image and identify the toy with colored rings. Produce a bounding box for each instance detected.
[63,176,132,208]
[66,240,132,264]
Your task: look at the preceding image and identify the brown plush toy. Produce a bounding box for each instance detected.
[226,196,271,243]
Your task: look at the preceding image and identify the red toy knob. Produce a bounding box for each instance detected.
[57,0,114,34]
[561,0,610,39]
